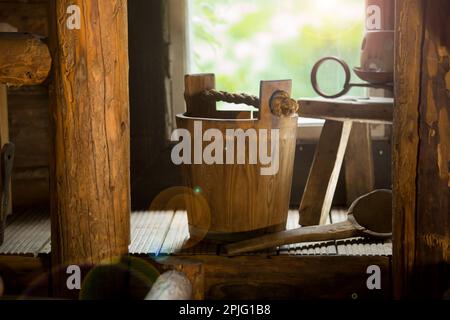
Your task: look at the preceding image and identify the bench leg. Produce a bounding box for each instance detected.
[299,120,352,226]
[344,123,375,205]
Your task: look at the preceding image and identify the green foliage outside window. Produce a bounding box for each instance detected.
[189,0,366,102]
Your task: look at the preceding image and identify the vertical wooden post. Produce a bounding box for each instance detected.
[48,0,130,267]
[394,0,449,298]
[299,120,353,226]
[0,84,12,217]
[0,84,9,154]
[344,123,375,205]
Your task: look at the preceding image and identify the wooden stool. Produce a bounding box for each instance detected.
[297,97,394,226]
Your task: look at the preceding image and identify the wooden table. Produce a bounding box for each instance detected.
[297,97,394,226]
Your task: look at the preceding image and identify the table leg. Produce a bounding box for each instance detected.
[344,123,375,205]
[299,120,353,226]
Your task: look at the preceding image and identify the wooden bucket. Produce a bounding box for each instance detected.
[176,74,298,242]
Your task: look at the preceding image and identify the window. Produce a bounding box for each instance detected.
[166,0,373,135]
[189,0,365,100]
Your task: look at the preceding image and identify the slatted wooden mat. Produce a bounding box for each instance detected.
[0,209,392,257]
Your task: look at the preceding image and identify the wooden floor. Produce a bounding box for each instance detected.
[0,209,391,257]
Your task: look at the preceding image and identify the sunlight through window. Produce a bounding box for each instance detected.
[189,0,365,100]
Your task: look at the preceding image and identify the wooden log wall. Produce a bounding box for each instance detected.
[0,33,51,86]
[0,0,50,209]
[394,0,450,299]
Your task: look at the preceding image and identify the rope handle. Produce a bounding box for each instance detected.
[200,89,299,117]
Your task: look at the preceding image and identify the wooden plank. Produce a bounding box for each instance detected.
[392,0,423,299]
[0,85,8,146]
[184,74,216,118]
[8,86,49,169]
[0,253,391,300]
[299,120,353,226]
[394,0,450,299]
[48,0,131,266]
[180,255,391,300]
[298,98,393,124]
[344,123,375,205]
[0,84,11,217]
[8,86,50,209]
[414,0,450,298]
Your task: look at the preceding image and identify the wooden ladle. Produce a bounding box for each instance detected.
[225,190,392,256]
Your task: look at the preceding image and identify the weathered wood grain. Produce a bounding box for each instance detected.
[298,98,393,124]
[48,0,131,266]
[0,33,51,86]
[0,1,51,209]
[0,84,11,216]
[299,121,353,226]
[393,0,450,299]
[345,123,375,205]
[393,0,423,299]
[182,255,390,300]
[414,0,449,298]
[0,85,8,147]
[179,75,298,240]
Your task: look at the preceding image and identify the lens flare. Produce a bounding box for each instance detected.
[148,187,211,256]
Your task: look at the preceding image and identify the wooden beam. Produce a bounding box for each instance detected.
[299,120,352,226]
[298,98,393,124]
[48,0,131,266]
[0,85,9,149]
[393,0,450,299]
[393,0,423,299]
[414,0,450,298]
[184,255,391,300]
[0,33,51,86]
[0,84,11,217]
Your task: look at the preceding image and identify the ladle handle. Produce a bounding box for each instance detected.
[225,220,361,256]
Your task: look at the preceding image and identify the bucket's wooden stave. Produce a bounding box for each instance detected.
[177,74,298,242]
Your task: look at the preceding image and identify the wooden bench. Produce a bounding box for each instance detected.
[297,97,394,226]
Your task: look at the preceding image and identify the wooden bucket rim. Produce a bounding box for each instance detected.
[176,113,298,123]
